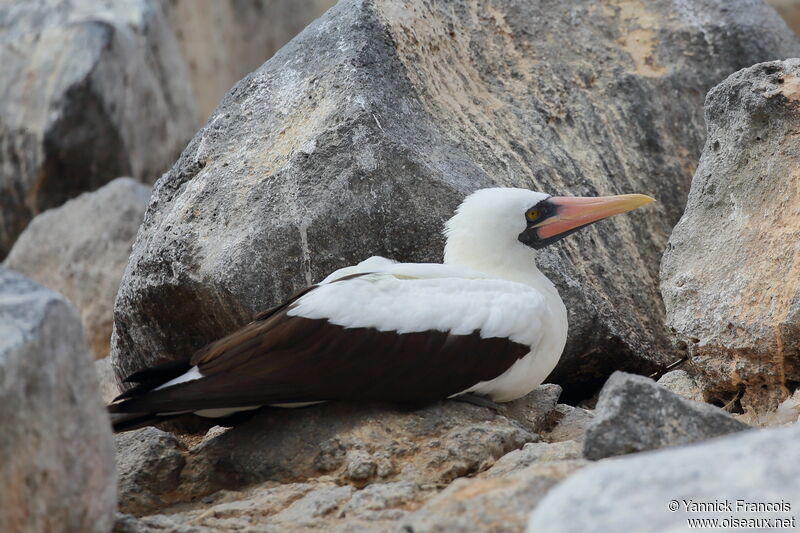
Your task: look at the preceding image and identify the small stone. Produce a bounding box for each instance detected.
[583,372,750,461]
[115,427,187,514]
[542,404,595,444]
[345,450,377,481]
[656,369,704,402]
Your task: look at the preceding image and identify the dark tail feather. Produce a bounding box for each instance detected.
[108,358,192,432]
[113,359,192,402]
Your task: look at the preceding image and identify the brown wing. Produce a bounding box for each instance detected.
[110,280,530,415]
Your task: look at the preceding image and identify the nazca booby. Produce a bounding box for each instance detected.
[109,188,653,432]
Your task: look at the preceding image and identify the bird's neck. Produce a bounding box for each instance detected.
[443,238,556,293]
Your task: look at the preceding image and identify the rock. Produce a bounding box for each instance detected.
[0,0,196,257]
[114,480,436,532]
[401,454,587,533]
[0,267,115,532]
[528,422,800,533]
[656,369,704,402]
[769,0,800,36]
[96,356,121,404]
[112,0,800,403]
[163,0,336,122]
[542,405,595,444]
[661,59,800,413]
[583,372,749,461]
[115,441,584,532]
[5,178,151,359]
[485,441,583,478]
[115,427,187,515]
[497,383,562,434]
[178,399,536,501]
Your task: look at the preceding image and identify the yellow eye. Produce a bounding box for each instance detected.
[526,209,539,221]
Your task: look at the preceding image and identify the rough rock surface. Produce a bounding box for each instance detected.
[178,394,552,501]
[583,372,749,460]
[113,441,586,533]
[661,59,800,413]
[96,356,120,404]
[400,449,586,533]
[542,404,595,444]
[656,368,704,402]
[5,178,151,358]
[163,0,336,122]
[112,0,800,402]
[0,0,196,257]
[0,267,115,532]
[528,423,800,533]
[115,427,186,515]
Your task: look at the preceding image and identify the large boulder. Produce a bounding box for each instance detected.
[583,372,749,460]
[0,0,196,257]
[661,59,800,413]
[0,267,115,532]
[527,423,800,533]
[5,177,151,359]
[163,0,336,122]
[112,0,800,401]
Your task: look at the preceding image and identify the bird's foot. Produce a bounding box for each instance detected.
[455,393,502,411]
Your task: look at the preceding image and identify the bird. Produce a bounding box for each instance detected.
[108,187,654,432]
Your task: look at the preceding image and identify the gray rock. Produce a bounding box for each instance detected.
[498,383,562,434]
[115,427,187,515]
[657,369,704,402]
[401,459,586,533]
[96,356,120,404]
[584,372,749,460]
[528,423,800,533]
[5,177,151,359]
[163,0,336,122]
[178,399,535,501]
[485,441,583,478]
[112,0,800,403]
[0,0,196,257]
[542,404,595,444]
[0,267,115,532]
[114,480,434,533]
[661,59,800,414]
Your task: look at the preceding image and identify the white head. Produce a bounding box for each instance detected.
[443,187,654,277]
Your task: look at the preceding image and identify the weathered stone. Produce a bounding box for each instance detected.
[0,267,115,532]
[401,459,586,533]
[528,423,800,533]
[661,59,800,413]
[112,0,800,404]
[0,0,196,257]
[115,427,187,515]
[114,480,435,533]
[769,0,800,36]
[96,356,120,404]
[178,399,535,501]
[5,178,150,358]
[485,440,583,478]
[656,369,704,402]
[583,372,749,460]
[542,404,595,444]
[498,383,562,434]
[163,0,336,122]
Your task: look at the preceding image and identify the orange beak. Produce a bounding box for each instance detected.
[534,194,655,239]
